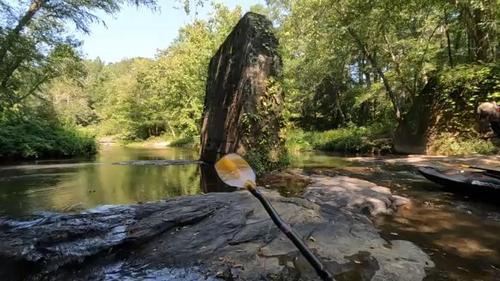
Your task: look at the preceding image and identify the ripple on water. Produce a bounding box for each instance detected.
[104,263,217,281]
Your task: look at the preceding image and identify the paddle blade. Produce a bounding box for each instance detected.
[214,153,256,188]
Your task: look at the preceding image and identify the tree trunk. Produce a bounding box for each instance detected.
[444,11,454,67]
[0,0,45,103]
[167,123,177,138]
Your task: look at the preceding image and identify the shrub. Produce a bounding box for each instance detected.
[433,63,500,135]
[286,122,394,154]
[285,128,313,152]
[169,135,199,148]
[244,148,291,175]
[0,117,97,159]
[428,133,497,155]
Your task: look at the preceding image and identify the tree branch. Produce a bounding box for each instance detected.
[0,0,44,64]
[14,73,50,104]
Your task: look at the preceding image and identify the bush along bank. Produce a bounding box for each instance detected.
[287,125,499,156]
[0,118,97,160]
[286,123,394,155]
[427,133,498,156]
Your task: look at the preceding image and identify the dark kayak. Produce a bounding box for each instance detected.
[419,166,500,198]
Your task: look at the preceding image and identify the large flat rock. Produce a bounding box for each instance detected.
[0,176,433,281]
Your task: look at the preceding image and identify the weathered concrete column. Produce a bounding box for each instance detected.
[200,12,286,171]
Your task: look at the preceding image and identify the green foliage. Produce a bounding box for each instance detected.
[245,149,290,175]
[428,133,497,155]
[270,0,498,140]
[44,4,243,143]
[239,77,289,174]
[0,117,97,159]
[432,63,500,135]
[0,0,158,109]
[287,122,394,154]
[1,0,497,161]
[271,0,452,128]
[0,0,166,160]
[285,128,314,152]
[133,4,242,140]
[169,135,199,148]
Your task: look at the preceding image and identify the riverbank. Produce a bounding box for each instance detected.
[99,135,199,149]
[286,126,499,156]
[0,118,97,160]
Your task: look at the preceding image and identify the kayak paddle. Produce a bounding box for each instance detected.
[214,153,333,281]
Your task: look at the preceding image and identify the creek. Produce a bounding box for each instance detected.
[0,146,499,280]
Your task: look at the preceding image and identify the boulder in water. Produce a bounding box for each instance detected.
[200,12,286,171]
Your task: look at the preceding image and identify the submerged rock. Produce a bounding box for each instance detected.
[0,176,432,281]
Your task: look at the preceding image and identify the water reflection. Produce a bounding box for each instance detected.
[199,164,234,193]
[0,147,230,217]
[289,151,351,169]
[0,149,353,217]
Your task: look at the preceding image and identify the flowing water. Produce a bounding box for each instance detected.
[0,146,204,216]
[0,147,499,280]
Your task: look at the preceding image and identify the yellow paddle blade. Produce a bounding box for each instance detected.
[214,153,256,189]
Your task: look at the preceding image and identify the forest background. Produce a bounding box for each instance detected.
[0,0,498,159]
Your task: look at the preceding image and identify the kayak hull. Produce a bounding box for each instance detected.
[418,166,500,198]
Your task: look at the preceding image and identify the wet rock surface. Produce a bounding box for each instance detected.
[0,176,433,281]
[305,175,411,216]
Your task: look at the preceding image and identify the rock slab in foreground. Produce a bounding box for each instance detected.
[200,12,285,167]
[0,176,433,281]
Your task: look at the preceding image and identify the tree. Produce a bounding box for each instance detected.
[133,4,243,139]
[43,3,243,140]
[267,0,498,130]
[0,0,159,111]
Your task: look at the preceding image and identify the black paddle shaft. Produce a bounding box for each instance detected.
[248,188,333,281]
